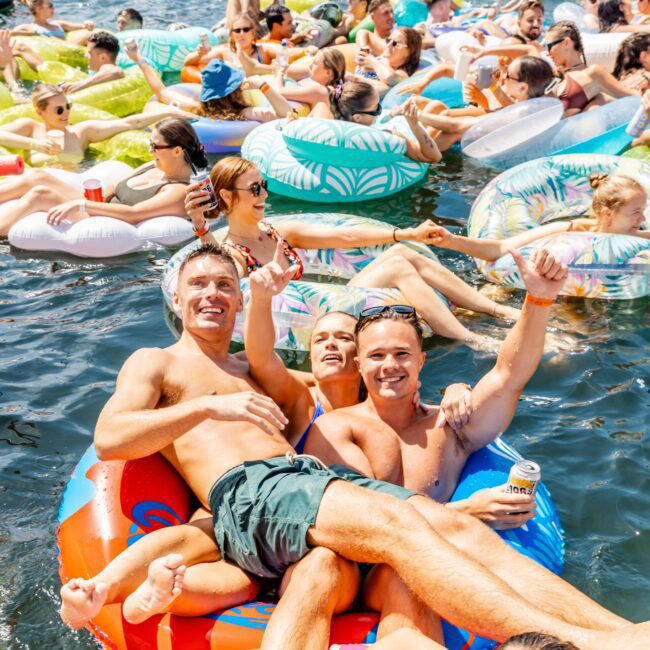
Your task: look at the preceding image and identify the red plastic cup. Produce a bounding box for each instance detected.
[83,178,104,202]
[0,155,24,176]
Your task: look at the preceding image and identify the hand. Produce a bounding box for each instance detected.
[412,380,429,414]
[33,137,63,155]
[47,200,88,226]
[60,81,79,94]
[408,220,454,247]
[125,42,142,63]
[196,42,210,57]
[202,390,289,437]
[184,181,213,223]
[456,484,537,529]
[511,248,568,300]
[354,49,370,70]
[0,29,13,67]
[246,75,264,89]
[397,79,427,96]
[402,97,421,129]
[83,20,94,31]
[304,45,318,57]
[440,382,472,431]
[168,105,198,120]
[463,82,489,110]
[249,240,300,300]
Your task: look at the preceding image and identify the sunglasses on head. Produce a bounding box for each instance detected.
[359,304,416,318]
[232,26,252,33]
[233,179,268,196]
[355,103,382,117]
[148,140,176,151]
[544,37,565,52]
[55,102,71,115]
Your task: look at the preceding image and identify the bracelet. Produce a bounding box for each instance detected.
[79,199,86,214]
[136,57,147,66]
[525,293,555,307]
[259,82,271,95]
[193,221,209,237]
[392,227,400,242]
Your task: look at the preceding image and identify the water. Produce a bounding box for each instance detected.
[0,1,649,647]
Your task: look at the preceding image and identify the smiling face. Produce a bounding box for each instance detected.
[372,3,395,37]
[543,32,570,67]
[620,0,633,22]
[350,85,382,126]
[601,188,648,234]
[385,29,410,68]
[502,61,528,101]
[518,7,543,41]
[355,319,425,401]
[309,52,333,85]
[220,166,268,223]
[38,92,71,129]
[428,0,452,23]
[174,254,243,337]
[86,41,106,71]
[309,312,359,383]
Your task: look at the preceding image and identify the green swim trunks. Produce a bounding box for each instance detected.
[207,453,416,579]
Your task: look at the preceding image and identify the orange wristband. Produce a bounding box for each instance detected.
[525,293,554,307]
[193,221,209,237]
[259,82,271,95]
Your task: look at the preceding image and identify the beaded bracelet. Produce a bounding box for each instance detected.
[525,293,554,307]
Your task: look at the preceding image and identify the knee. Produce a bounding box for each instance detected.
[382,254,414,276]
[25,185,56,202]
[26,169,52,185]
[301,547,345,586]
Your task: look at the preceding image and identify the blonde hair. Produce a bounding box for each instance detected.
[589,173,646,226]
[209,156,258,214]
[27,0,50,14]
[32,83,65,112]
[229,13,258,53]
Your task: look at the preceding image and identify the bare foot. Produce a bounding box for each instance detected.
[122,554,186,624]
[465,333,501,354]
[60,578,108,629]
[492,304,521,321]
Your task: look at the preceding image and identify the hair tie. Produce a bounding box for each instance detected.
[334,80,343,99]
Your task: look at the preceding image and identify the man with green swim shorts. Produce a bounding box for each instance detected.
[62,243,650,650]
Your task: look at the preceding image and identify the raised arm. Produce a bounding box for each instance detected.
[401,98,442,163]
[459,248,568,451]
[95,347,287,460]
[61,65,124,94]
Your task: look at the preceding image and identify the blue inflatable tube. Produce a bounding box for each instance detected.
[382,74,464,110]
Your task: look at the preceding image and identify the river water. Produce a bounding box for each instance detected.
[0,0,649,647]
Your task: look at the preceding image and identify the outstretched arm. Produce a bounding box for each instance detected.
[459,249,568,451]
[61,65,124,94]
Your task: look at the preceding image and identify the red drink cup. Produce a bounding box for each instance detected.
[83,178,104,202]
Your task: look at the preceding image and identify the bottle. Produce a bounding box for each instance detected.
[354,45,370,80]
[276,39,289,69]
[453,51,473,82]
[199,33,211,50]
[625,103,649,138]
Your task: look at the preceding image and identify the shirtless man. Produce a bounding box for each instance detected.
[355,0,395,55]
[60,244,650,650]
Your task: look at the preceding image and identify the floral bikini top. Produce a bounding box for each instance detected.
[227,221,304,280]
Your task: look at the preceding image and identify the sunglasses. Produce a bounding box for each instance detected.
[387,38,408,48]
[232,26,252,33]
[359,304,416,318]
[148,141,176,151]
[355,103,382,117]
[544,37,564,52]
[233,179,268,196]
[504,70,521,82]
[55,102,71,115]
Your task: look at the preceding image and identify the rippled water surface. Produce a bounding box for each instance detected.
[0,0,649,647]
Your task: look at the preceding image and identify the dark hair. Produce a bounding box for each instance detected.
[368,0,391,13]
[393,27,422,76]
[319,48,347,87]
[499,632,581,650]
[155,118,208,169]
[547,20,586,64]
[513,56,555,98]
[88,31,120,61]
[355,308,424,347]
[518,0,544,18]
[613,32,650,77]
[504,34,529,45]
[118,7,143,27]
[178,243,240,281]
[265,3,291,30]
[329,79,378,121]
[598,0,628,32]
[200,87,252,121]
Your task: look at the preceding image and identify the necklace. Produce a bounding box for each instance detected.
[228,229,265,242]
[562,62,584,72]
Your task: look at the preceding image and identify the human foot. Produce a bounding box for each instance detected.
[492,304,521,321]
[60,578,108,629]
[122,554,186,624]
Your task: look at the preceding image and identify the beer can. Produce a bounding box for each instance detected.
[200,33,211,49]
[190,170,218,210]
[504,459,540,497]
[625,104,649,138]
[125,37,137,52]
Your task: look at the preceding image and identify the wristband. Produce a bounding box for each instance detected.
[259,82,271,94]
[392,227,400,242]
[525,293,554,307]
[79,199,86,214]
[136,58,147,66]
[193,221,210,237]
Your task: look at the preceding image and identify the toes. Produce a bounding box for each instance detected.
[163,553,185,570]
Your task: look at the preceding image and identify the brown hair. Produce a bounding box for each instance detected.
[27,0,51,14]
[329,80,378,121]
[589,173,645,226]
[518,0,544,18]
[393,27,422,76]
[200,86,252,121]
[499,632,581,650]
[547,20,587,65]
[319,48,347,87]
[229,13,258,53]
[355,308,424,347]
[178,242,240,281]
[512,56,555,98]
[368,0,391,13]
[155,118,208,169]
[32,83,65,112]
[613,33,650,78]
[209,156,258,213]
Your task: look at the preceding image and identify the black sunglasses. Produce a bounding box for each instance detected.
[232,26,252,33]
[55,102,71,115]
[504,70,521,82]
[387,38,407,48]
[544,37,564,52]
[233,180,268,196]
[149,140,176,151]
[355,103,382,117]
[359,304,416,318]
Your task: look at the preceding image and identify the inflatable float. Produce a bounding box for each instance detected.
[241,119,428,203]
[57,435,563,650]
[6,161,193,257]
[382,73,464,110]
[461,96,641,169]
[13,36,87,79]
[468,153,650,299]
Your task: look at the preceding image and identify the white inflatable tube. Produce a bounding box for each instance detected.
[581,32,629,72]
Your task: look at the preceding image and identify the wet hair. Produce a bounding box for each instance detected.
[598,0,629,32]
[511,56,555,98]
[200,87,252,121]
[229,12,258,52]
[368,0,391,13]
[88,31,120,62]
[547,21,587,65]
[392,27,422,76]
[209,156,258,213]
[589,173,646,226]
[355,308,424,347]
[265,3,291,30]
[499,632,581,650]
[178,242,240,282]
[155,118,209,169]
[613,33,650,77]
[329,80,378,121]
[118,7,143,28]
[318,48,347,87]
[31,83,65,111]
[518,0,545,18]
